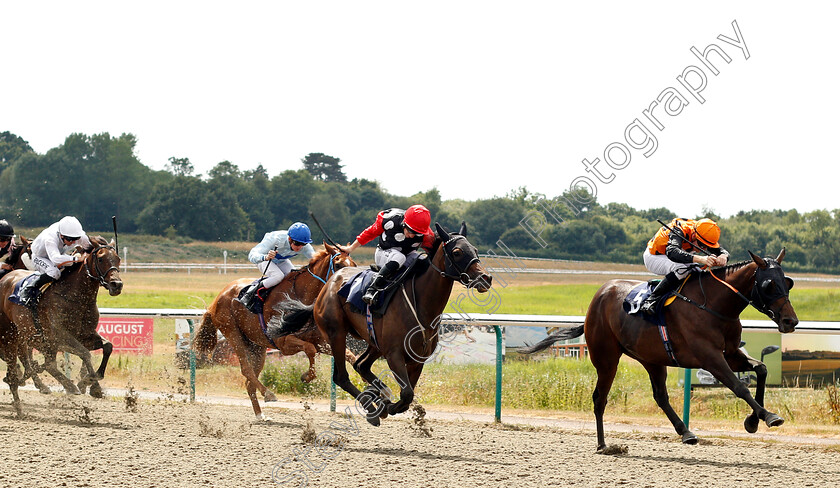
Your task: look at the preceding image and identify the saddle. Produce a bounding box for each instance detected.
[622,277,689,326]
[237,280,272,315]
[339,254,429,316]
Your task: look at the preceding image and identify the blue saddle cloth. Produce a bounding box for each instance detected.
[8,272,40,305]
[338,270,377,312]
[622,281,668,326]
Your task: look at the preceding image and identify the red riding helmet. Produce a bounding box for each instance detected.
[403,205,431,235]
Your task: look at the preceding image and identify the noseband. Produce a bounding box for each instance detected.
[84,245,121,288]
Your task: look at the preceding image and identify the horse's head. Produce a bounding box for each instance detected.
[434,222,492,293]
[749,248,798,333]
[324,241,356,270]
[85,237,123,296]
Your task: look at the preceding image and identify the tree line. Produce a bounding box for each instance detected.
[1,131,838,274]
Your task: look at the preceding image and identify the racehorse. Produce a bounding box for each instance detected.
[0,236,123,408]
[522,249,798,451]
[270,223,492,426]
[2,235,33,272]
[193,243,356,420]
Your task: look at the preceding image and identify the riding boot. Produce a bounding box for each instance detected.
[362,261,400,305]
[236,283,260,311]
[20,273,55,309]
[640,272,680,315]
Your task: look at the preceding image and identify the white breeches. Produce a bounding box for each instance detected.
[374,247,419,268]
[33,256,62,280]
[258,259,294,288]
[643,250,694,279]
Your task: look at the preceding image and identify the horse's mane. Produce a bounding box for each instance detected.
[704,259,754,279]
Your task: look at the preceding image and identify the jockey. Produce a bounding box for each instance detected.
[20,216,92,308]
[340,205,435,304]
[640,217,730,315]
[0,219,15,278]
[238,222,316,309]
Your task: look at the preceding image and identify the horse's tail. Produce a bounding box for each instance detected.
[193,311,218,353]
[268,298,315,340]
[519,324,585,354]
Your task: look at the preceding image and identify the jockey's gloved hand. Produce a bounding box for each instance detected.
[75,254,85,262]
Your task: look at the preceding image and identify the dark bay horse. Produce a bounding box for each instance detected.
[2,235,33,273]
[193,243,356,420]
[270,223,492,426]
[523,249,798,451]
[0,236,123,408]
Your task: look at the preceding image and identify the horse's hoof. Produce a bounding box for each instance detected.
[681,431,699,445]
[744,415,759,434]
[38,386,52,395]
[365,414,380,427]
[89,384,104,399]
[255,413,273,422]
[300,373,316,383]
[66,385,82,395]
[765,413,784,428]
[387,403,401,416]
[264,390,277,402]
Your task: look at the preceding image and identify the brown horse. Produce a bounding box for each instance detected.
[2,235,33,273]
[271,223,492,426]
[193,243,356,420]
[523,249,798,451]
[0,236,123,409]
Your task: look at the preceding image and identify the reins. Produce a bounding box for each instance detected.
[673,262,788,322]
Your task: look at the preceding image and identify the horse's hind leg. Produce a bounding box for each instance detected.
[225,328,272,419]
[588,339,622,452]
[21,350,51,394]
[642,362,697,444]
[41,353,81,395]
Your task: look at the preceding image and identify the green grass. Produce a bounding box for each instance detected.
[451,284,840,321]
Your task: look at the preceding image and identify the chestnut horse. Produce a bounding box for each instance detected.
[523,249,798,451]
[0,236,123,409]
[193,243,356,420]
[271,223,492,426]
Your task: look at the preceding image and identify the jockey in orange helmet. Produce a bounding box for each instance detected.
[340,205,434,304]
[640,218,730,315]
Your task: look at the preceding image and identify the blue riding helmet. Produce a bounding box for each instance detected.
[287,222,313,244]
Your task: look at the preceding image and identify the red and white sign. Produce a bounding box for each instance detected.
[96,317,154,355]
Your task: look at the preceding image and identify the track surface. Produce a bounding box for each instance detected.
[2,388,838,488]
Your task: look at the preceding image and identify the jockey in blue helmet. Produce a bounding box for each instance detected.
[237,222,316,310]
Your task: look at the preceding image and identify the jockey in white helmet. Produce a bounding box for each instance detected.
[20,216,92,308]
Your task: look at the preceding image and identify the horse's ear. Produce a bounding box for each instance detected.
[323,241,334,253]
[748,250,767,269]
[776,247,786,264]
[109,238,116,247]
[458,221,468,237]
[435,222,450,242]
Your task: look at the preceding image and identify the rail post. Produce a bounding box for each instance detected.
[683,368,692,429]
[189,319,196,403]
[330,357,336,412]
[494,325,503,422]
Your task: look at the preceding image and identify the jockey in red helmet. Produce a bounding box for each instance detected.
[340,205,434,304]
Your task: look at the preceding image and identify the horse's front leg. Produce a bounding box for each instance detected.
[20,348,51,395]
[56,328,102,396]
[702,353,782,430]
[726,349,769,433]
[352,346,393,419]
[382,352,413,416]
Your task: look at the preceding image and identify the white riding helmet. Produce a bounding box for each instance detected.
[58,216,84,239]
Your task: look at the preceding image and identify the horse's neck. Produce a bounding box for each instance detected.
[715,262,758,316]
[55,264,98,300]
[413,253,455,319]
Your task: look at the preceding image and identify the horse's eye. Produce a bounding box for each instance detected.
[453,248,463,258]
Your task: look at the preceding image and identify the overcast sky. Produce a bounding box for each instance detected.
[3,2,836,218]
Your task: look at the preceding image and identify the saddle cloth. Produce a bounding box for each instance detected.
[8,272,41,305]
[622,279,685,326]
[338,253,427,316]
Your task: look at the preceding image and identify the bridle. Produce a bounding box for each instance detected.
[428,235,482,287]
[83,244,121,288]
[676,259,791,323]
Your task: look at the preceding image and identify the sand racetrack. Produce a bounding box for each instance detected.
[2,389,838,488]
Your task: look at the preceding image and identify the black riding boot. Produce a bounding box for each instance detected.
[20,273,55,309]
[640,272,680,315]
[362,261,400,305]
[236,283,263,312]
